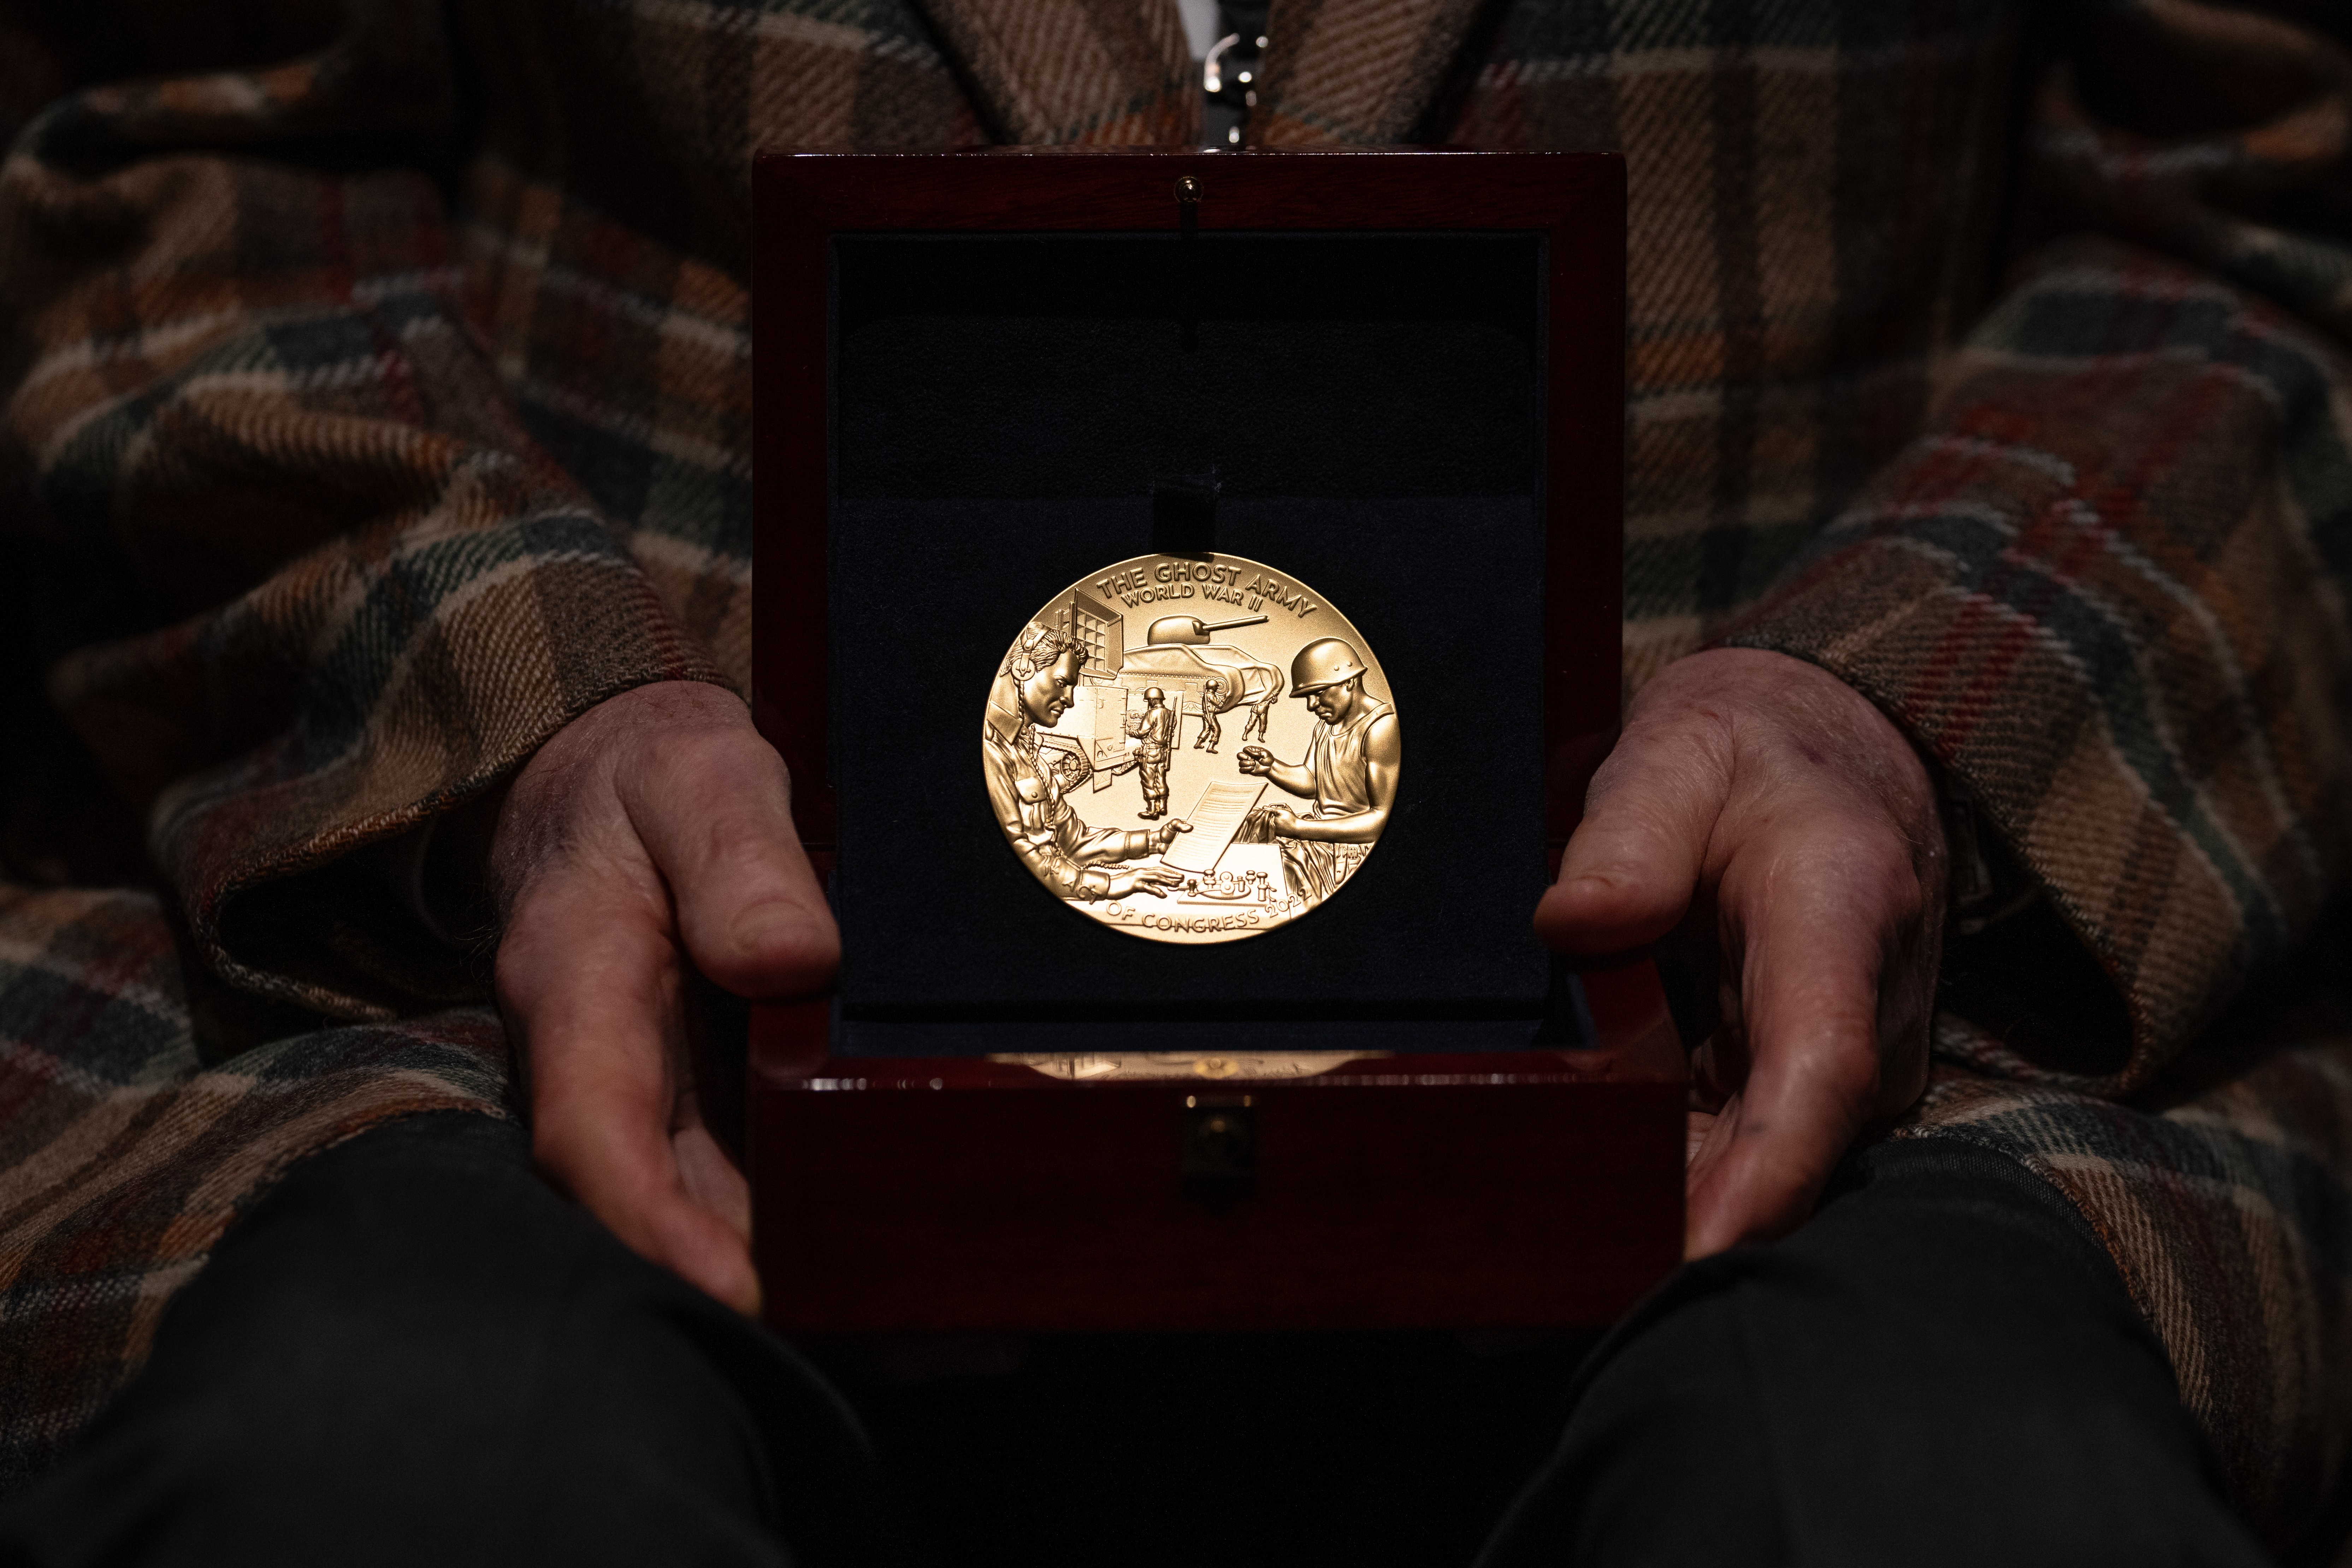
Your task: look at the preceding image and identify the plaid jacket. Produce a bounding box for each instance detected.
[4,0,2351,1544]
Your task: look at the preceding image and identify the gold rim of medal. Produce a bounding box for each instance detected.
[981,552,1399,947]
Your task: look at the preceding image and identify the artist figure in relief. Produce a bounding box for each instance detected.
[1236,638,1399,908]
[1134,686,1176,819]
[983,624,1188,901]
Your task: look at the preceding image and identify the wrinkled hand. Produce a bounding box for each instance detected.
[491,681,837,1314]
[1236,745,1273,776]
[1534,649,1945,1258]
[1148,819,1193,854]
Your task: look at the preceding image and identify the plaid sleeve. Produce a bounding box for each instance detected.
[1726,236,2352,1093]
[1726,3,2352,1094]
[0,6,722,1019]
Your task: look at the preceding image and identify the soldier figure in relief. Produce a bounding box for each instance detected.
[1190,663,1286,753]
[1194,676,1227,755]
[1134,686,1176,819]
[982,624,1188,902]
[1239,680,1276,745]
[1235,639,1400,907]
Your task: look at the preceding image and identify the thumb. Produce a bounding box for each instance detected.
[620,708,839,1000]
[500,852,766,1315]
[1535,716,1734,956]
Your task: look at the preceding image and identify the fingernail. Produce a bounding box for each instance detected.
[731,905,821,961]
[732,910,786,951]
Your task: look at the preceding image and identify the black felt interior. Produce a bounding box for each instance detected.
[827,234,1554,1045]
[834,235,1541,501]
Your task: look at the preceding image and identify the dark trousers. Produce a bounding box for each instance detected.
[0,1114,2279,1567]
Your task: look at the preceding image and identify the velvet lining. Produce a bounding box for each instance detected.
[827,234,1561,1048]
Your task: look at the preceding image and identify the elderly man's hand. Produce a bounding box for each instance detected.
[490,681,836,1314]
[1535,649,1945,1258]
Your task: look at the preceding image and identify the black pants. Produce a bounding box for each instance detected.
[0,1114,2278,1567]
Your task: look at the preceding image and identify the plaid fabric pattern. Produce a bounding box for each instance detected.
[1909,967,2352,1540]
[0,884,508,1491]
[2,0,2351,1544]
[449,0,985,687]
[917,0,1196,143]
[1,14,724,1019]
[1433,0,2027,690]
[1729,236,2352,1091]
[2027,7,2352,343]
[1249,0,1491,145]
[1736,237,2352,1540]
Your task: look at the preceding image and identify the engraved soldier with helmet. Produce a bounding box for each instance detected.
[1235,637,1400,909]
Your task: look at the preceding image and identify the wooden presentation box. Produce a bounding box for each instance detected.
[748,148,1680,1335]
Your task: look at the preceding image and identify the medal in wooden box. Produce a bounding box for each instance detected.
[750,147,1681,1333]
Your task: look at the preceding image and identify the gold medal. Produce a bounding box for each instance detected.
[982,553,1400,945]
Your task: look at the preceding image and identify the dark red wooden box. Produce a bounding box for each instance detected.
[749,147,1679,1335]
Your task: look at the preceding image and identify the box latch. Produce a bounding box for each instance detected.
[1180,1094,1256,1211]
